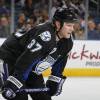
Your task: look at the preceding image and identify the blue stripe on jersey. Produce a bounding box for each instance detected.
[22,58,41,80]
[52,59,63,77]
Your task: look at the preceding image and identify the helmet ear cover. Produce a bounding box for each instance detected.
[52,18,64,34]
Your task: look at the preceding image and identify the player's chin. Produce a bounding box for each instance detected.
[65,33,71,39]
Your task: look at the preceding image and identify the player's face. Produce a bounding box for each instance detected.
[58,22,75,39]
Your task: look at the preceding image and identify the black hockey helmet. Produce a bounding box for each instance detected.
[53,7,79,24]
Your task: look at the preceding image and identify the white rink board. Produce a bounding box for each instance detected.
[67,40,100,68]
[1,77,100,100]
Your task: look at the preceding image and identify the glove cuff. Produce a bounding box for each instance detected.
[48,75,66,83]
[7,76,23,90]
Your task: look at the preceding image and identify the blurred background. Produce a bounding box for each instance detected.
[0,0,100,40]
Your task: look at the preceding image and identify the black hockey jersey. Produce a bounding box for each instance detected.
[0,22,73,81]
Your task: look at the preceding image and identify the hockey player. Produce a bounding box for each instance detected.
[0,7,79,100]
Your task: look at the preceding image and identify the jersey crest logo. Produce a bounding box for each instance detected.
[39,31,51,42]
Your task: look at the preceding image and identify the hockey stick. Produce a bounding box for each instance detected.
[16,87,49,93]
[0,88,49,94]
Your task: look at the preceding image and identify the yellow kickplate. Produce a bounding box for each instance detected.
[42,68,100,77]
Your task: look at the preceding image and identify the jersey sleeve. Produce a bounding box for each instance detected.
[0,36,21,63]
[51,55,68,77]
[0,28,30,64]
[51,37,73,77]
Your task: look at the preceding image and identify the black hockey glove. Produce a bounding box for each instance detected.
[46,75,66,96]
[2,76,23,99]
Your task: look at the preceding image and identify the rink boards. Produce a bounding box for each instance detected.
[0,39,100,76]
[42,68,100,76]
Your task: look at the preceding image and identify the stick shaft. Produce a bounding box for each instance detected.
[16,87,49,93]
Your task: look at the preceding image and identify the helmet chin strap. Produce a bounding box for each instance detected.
[56,21,64,40]
[56,32,61,41]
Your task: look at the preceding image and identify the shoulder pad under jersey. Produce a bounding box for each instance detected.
[14,28,29,38]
